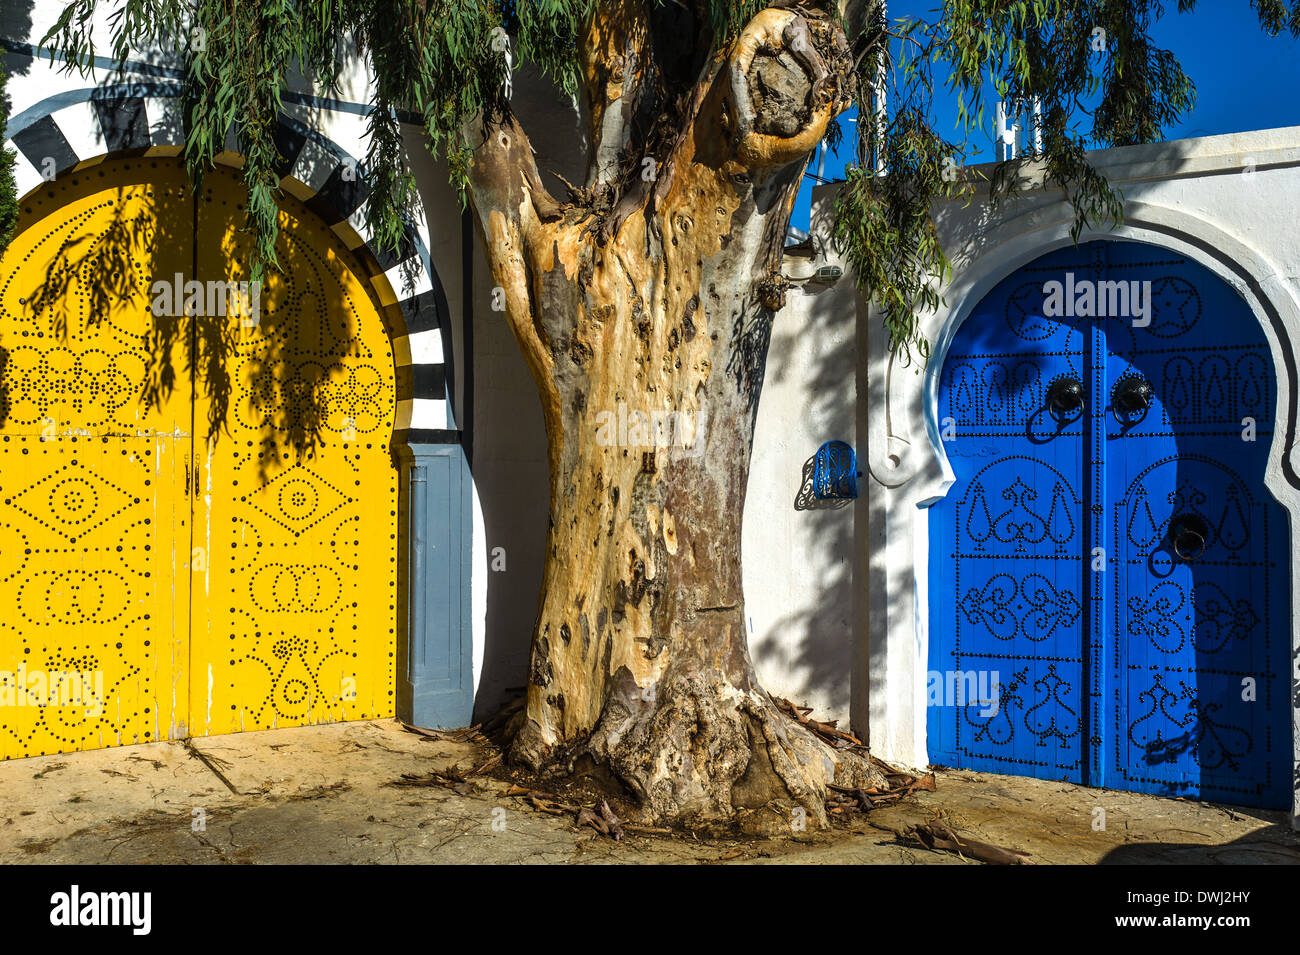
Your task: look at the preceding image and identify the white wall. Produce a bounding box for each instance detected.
[744,188,862,729]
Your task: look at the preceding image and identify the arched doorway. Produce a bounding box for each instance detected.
[927,239,1291,808]
[0,157,400,757]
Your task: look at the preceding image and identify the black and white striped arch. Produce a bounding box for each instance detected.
[4,83,456,438]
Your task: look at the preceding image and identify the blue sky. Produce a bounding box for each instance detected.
[791,0,1300,233]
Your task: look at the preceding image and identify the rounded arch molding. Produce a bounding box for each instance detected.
[863,201,1300,825]
[3,81,458,440]
[870,204,1300,512]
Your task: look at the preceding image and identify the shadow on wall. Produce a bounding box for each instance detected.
[470,273,862,723]
[929,134,1224,285]
[750,274,859,718]
[1,0,35,81]
[794,452,852,511]
[469,295,550,721]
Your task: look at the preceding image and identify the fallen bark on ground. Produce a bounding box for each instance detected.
[912,821,1030,865]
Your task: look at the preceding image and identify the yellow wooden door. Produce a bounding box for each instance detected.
[0,158,398,760]
[0,161,194,757]
[188,166,398,736]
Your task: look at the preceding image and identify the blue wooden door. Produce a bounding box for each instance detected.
[928,240,1290,808]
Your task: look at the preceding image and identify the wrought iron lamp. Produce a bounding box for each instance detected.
[812,440,859,500]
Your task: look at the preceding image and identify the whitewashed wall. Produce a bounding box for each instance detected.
[743,189,862,730]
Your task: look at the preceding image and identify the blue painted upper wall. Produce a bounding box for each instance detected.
[792,1,1300,234]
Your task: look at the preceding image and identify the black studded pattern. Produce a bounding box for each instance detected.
[0,158,399,759]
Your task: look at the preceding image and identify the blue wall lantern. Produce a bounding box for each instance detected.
[812,440,858,500]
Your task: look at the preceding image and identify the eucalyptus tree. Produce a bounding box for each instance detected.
[28,0,1300,827]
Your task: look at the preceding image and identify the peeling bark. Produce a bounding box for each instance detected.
[465,4,882,827]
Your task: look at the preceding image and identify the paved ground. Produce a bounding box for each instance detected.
[1,719,1296,864]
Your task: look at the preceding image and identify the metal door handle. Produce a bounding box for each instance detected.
[1047,377,1085,417]
[1170,514,1208,561]
[1113,377,1153,416]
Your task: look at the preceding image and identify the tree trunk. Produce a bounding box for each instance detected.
[466,5,883,828]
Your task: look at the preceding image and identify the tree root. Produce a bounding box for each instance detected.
[509,671,887,832]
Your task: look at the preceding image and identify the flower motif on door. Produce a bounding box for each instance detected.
[965,475,1075,551]
[1023,664,1080,744]
[247,633,349,724]
[1127,675,1251,773]
[1,346,147,428]
[1123,472,1251,555]
[242,360,393,437]
[958,573,1081,642]
[1191,583,1259,654]
[963,667,1029,746]
[1128,581,1188,654]
[318,364,388,436]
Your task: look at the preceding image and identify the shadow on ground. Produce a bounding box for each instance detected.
[1,722,1296,865]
